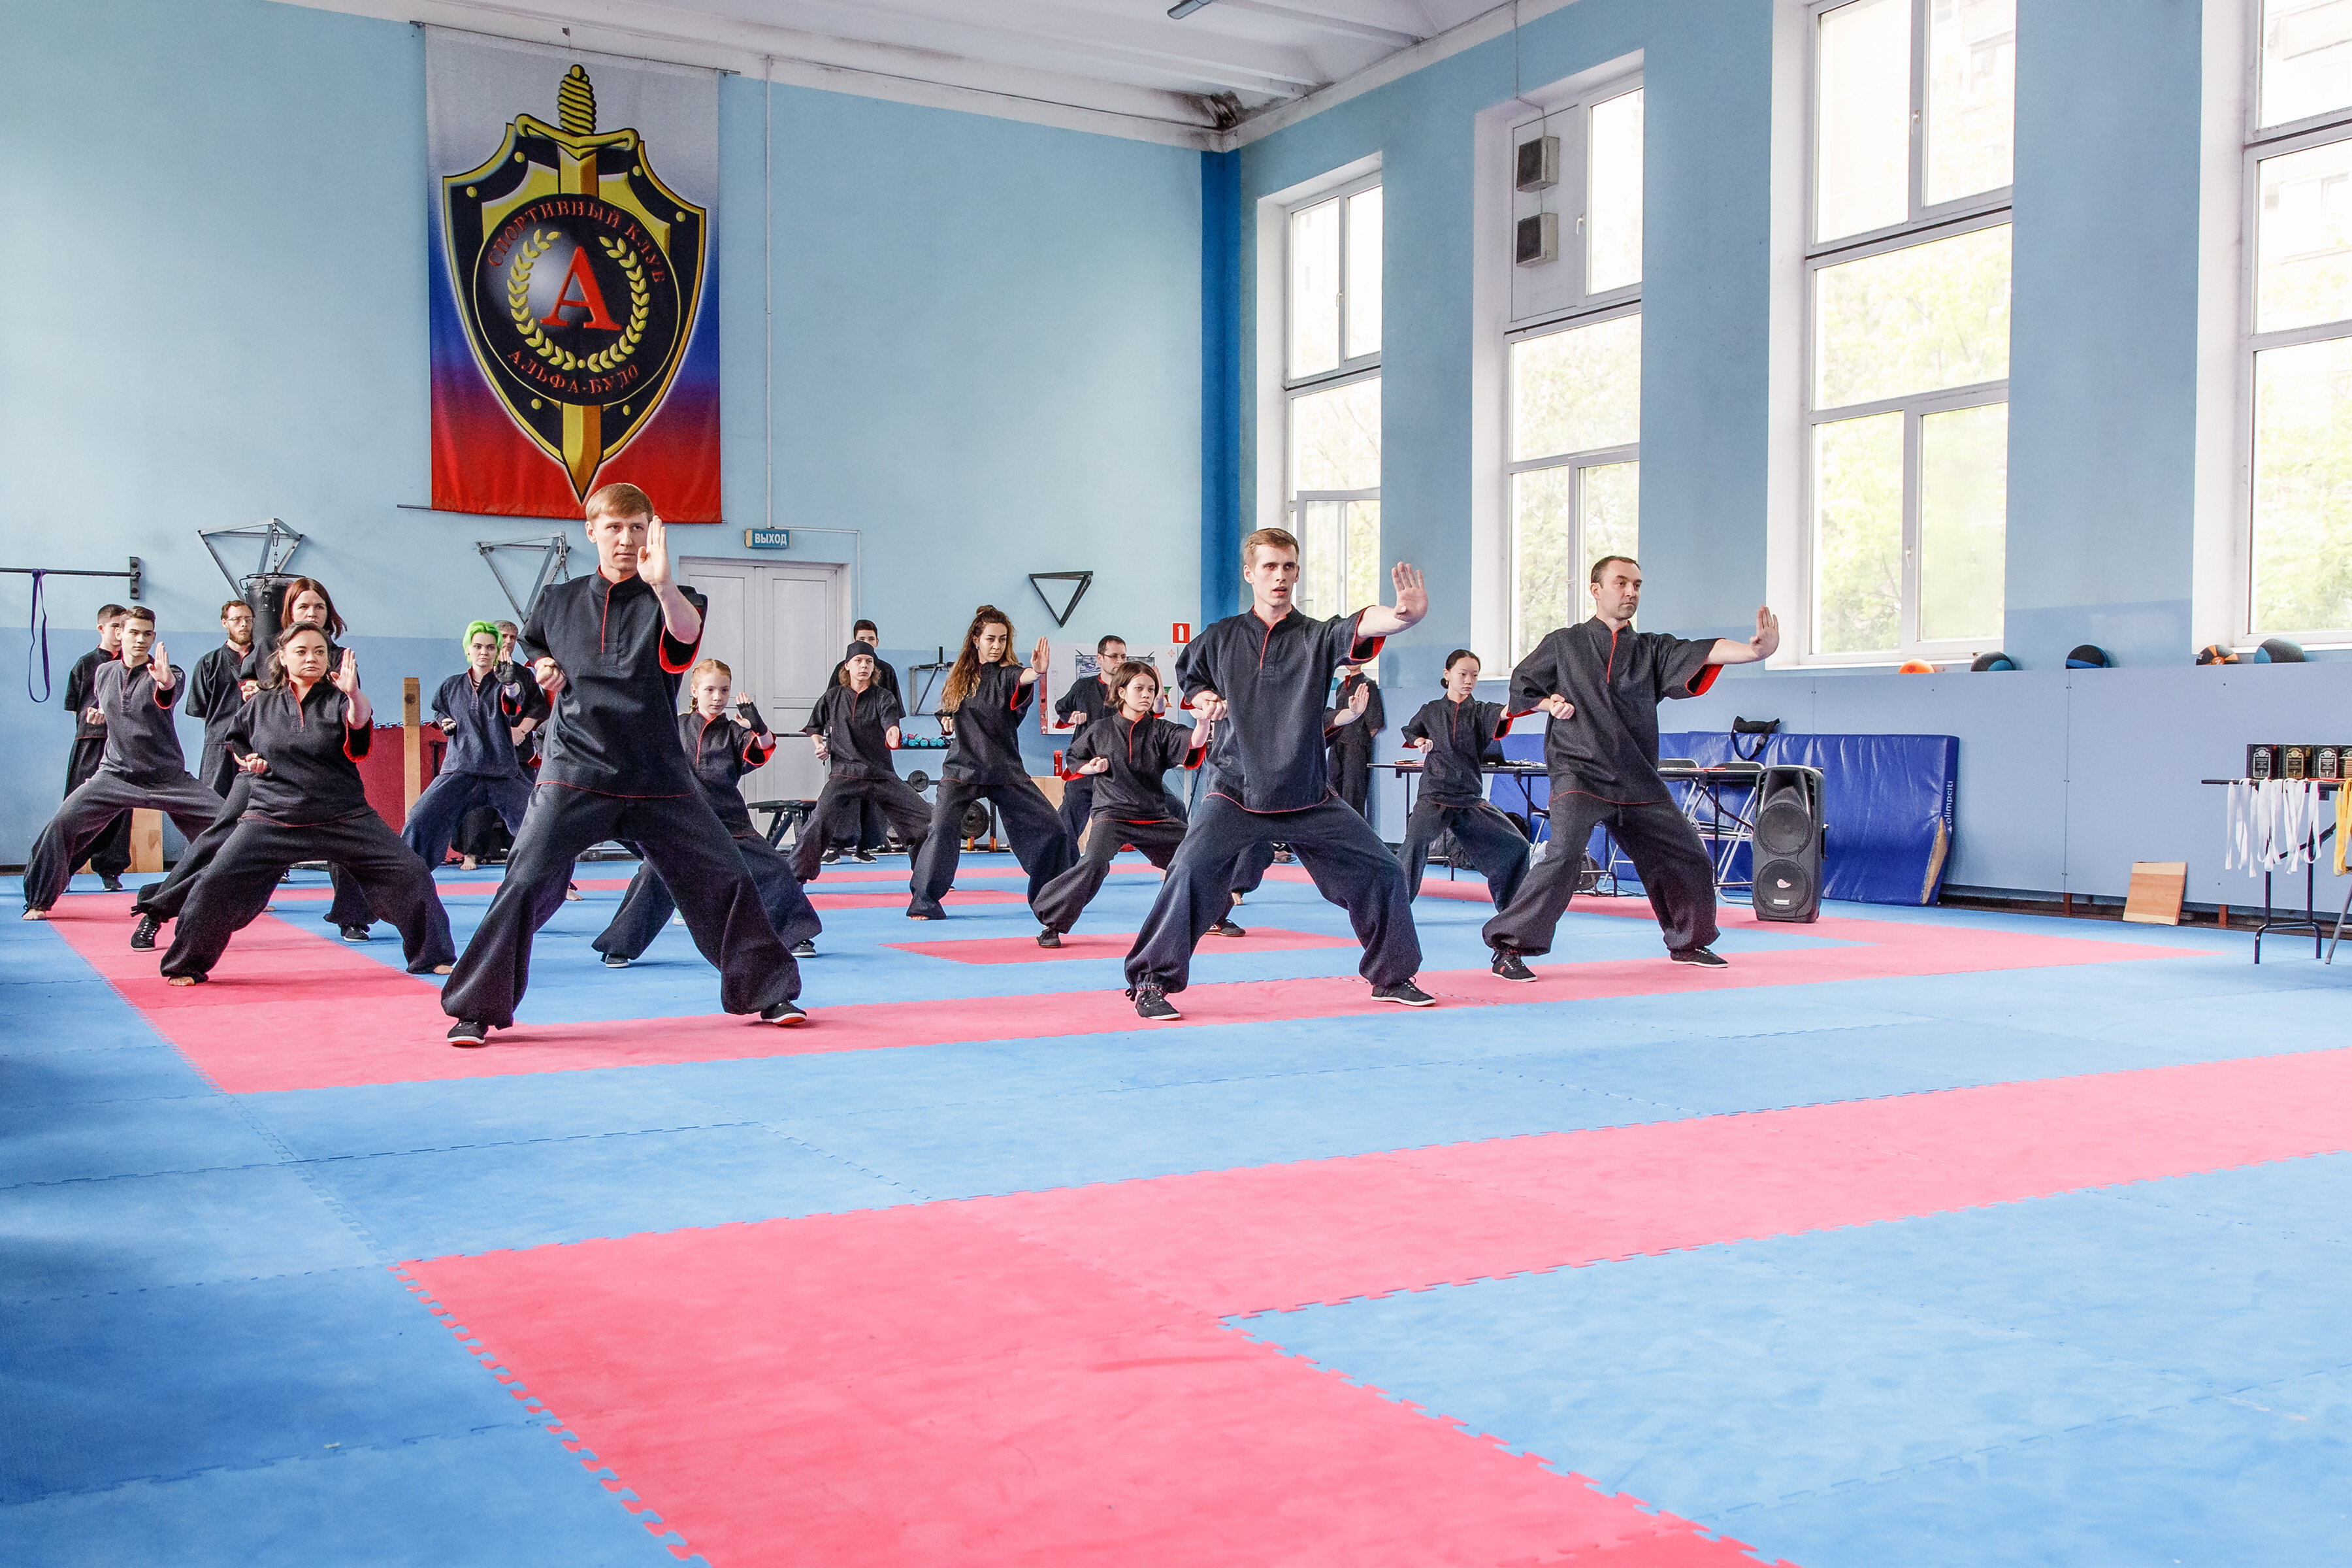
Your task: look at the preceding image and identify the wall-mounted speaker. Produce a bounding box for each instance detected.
[1516,135,1560,191]
[1752,764,1825,923]
[1516,211,1558,267]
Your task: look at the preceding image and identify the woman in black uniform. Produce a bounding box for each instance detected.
[159,625,455,983]
[792,641,932,883]
[906,606,1073,920]
[1396,649,1530,909]
[1030,661,1241,947]
[402,620,543,870]
[593,657,824,966]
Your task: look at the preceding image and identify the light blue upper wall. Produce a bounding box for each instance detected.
[0,0,1201,858]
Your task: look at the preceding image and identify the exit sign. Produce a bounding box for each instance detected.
[743,528,790,549]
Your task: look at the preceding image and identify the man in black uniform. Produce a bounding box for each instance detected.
[1396,650,1529,909]
[1122,527,1433,1021]
[1326,659,1384,821]
[1482,555,1778,981]
[182,599,255,797]
[821,618,902,861]
[1052,633,1127,849]
[24,609,223,916]
[59,604,133,890]
[793,641,932,882]
[440,483,806,1045]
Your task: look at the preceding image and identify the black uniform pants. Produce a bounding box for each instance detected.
[62,738,133,879]
[441,785,798,1028]
[198,743,240,800]
[1481,791,1719,958]
[596,834,823,961]
[25,771,222,911]
[454,805,514,862]
[405,772,533,871]
[1400,796,1533,909]
[133,774,370,928]
[792,776,934,882]
[1126,794,1419,994]
[909,777,1073,912]
[159,813,457,979]
[1032,813,1228,935]
[1229,841,1277,896]
[1056,777,1094,852]
[1329,740,1373,821]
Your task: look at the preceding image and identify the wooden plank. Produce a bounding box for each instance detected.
[402,676,423,814]
[2123,860,2187,926]
[129,808,163,873]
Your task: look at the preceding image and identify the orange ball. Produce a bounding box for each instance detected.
[1897,659,1938,674]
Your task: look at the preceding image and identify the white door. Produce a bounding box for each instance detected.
[679,557,845,808]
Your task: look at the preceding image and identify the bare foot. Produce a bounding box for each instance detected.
[21,908,48,921]
[460,855,478,872]
[167,975,197,987]
[433,964,453,975]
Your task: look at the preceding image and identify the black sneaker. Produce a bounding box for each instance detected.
[760,999,808,1026]
[790,939,817,959]
[447,1020,489,1048]
[1371,980,1437,1007]
[601,951,630,968]
[99,874,124,892]
[1208,920,1247,938]
[853,849,878,864]
[339,925,370,943]
[1670,946,1728,968]
[1490,947,1535,983]
[130,914,161,951]
[1036,930,1062,949]
[821,848,841,864]
[1130,983,1181,1021]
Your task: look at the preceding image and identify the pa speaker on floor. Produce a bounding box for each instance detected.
[1751,764,1825,923]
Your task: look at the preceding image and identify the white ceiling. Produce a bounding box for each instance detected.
[277,0,1558,148]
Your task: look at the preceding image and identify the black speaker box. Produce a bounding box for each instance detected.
[1752,764,1825,923]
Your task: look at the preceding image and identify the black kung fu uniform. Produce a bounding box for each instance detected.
[1481,617,1724,958]
[908,662,1073,915]
[1125,608,1420,994]
[183,642,253,797]
[823,654,902,852]
[1397,695,1530,909]
[158,677,455,979]
[402,664,542,870]
[596,711,824,962]
[1051,675,1118,848]
[1326,670,1384,820]
[24,659,225,911]
[60,646,133,879]
[791,681,932,882]
[440,573,799,1028]
[1031,712,1220,936]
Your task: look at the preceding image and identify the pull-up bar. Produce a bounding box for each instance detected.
[8,559,144,704]
[1,559,143,601]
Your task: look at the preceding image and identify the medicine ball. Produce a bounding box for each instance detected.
[2065,644,2112,669]
[2259,637,2306,663]
[1970,651,2017,671]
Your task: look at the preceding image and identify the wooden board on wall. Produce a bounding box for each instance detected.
[2123,861,2187,925]
[129,808,163,873]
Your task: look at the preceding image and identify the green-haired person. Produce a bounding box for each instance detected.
[400,619,547,873]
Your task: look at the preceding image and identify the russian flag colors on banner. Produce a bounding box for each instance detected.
[425,29,721,521]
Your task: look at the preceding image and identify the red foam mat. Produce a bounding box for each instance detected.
[886,927,1352,964]
[39,899,2191,1094]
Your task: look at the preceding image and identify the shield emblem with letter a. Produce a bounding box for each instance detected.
[441,65,707,499]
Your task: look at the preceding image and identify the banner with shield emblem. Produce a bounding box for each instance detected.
[427,31,720,520]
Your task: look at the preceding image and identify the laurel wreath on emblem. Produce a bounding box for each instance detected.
[505,229,651,374]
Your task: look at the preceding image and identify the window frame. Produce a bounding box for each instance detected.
[1799,0,2015,664]
[1509,74,1646,325]
[1282,171,1384,393]
[2246,0,2352,143]
[1505,299,1644,662]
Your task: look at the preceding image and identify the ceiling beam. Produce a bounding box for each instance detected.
[1214,0,1427,51]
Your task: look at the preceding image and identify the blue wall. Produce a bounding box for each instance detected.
[0,0,1201,860]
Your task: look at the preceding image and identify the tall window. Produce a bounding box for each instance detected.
[2245,0,2352,639]
[1507,80,1644,662]
[1285,178,1382,628]
[1805,0,2014,661]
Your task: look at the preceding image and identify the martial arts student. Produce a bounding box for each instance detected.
[595,657,824,967]
[158,627,455,983]
[792,640,932,883]
[1396,650,1530,909]
[440,483,806,1045]
[1327,659,1384,819]
[401,620,542,870]
[129,578,368,948]
[1051,633,1126,849]
[1122,528,1433,1021]
[59,603,133,890]
[182,599,255,796]
[23,609,223,918]
[906,606,1073,920]
[1481,555,1779,981]
[1224,683,1373,906]
[452,619,540,868]
[820,619,903,861]
[1031,660,1241,947]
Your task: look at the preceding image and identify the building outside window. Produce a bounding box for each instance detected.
[1283,178,1382,635]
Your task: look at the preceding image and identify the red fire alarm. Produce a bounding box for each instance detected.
[1171,621,1191,644]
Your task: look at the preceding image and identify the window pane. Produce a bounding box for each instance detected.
[1510,467,1577,664]
[1815,224,2011,409]
[1345,187,1383,361]
[1925,0,2015,205]
[1588,90,1645,293]
[1290,377,1381,492]
[1812,412,1904,654]
[1288,198,1341,378]
[1918,402,2007,642]
[1816,0,1912,242]
[2255,138,2352,334]
[2251,335,2352,632]
[1511,312,1641,461]
[1296,498,1346,622]
[2261,0,2352,129]
[1345,498,1382,617]
[1580,461,1641,583]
